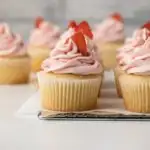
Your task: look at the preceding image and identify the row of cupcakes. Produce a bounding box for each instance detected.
[36,17,150,113]
[37,19,150,113]
[0,13,150,113]
[0,12,124,84]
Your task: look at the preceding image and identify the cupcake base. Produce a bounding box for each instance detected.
[0,56,30,84]
[28,45,50,72]
[97,41,124,70]
[120,74,150,113]
[38,72,102,111]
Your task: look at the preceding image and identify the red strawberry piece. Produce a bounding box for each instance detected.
[71,32,88,56]
[78,21,93,39]
[111,12,123,22]
[68,20,77,28]
[141,21,150,31]
[35,16,44,28]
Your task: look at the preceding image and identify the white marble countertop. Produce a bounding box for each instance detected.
[0,84,150,150]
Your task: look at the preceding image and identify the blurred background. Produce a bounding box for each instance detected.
[1,0,150,40]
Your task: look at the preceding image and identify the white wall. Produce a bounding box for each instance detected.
[0,0,150,39]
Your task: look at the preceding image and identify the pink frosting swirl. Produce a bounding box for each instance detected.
[117,28,150,75]
[42,29,103,75]
[124,29,145,44]
[93,18,125,42]
[0,23,26,57]
[29,21,61,49]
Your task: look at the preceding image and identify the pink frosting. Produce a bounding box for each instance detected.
[0,23,26,57]
[41,29,103,75]
[29,21,61,49]
[117,28,150,75]
[124,29,145,44]
[93,18,125,42]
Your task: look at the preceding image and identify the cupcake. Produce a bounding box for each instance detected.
[0,23,30,84]
[37,21,103,111]
[118,28,150,113]
[28,17,61,72]
[94,12,125,69]
[115,21,150,97]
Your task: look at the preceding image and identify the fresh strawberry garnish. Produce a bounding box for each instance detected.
[141,21,150,31]
[77,21,93,39]
[71,32,88,56]
[111,12,123,22]
[68,20,77,28]
[35,16,44,28]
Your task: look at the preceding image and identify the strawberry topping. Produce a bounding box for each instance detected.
[71,32,88,56]
[111,12,123,22]
[141,21,150,31]
[77,21,93,39]
[68,20,77,28]
[35,16,44,28]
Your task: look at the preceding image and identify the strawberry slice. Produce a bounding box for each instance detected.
[68,20,77,28]
[77,21,93,39]
[141,21,150,31]
[71,32,88,56]
[111,12,123,22]
[35,16,44,28]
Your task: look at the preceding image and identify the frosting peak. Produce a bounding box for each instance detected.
[29,18,61,49]
[125,21,150,44]
[0,23,26,57]
[94,13,125,42]
[42,21,103,75]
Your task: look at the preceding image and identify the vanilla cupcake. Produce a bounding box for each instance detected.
[94,12,125,69]
[115,21,150,97]
[28,17,61,72]
[38,21,103,111]
[119,28,150,113]
[0,23,30,84]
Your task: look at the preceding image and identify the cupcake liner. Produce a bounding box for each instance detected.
[0,56,30,84]
[114,67,124,98]
[120,74,150,113]
[97,42,124,70]
[28,45,50,72]
[38,72,102,111]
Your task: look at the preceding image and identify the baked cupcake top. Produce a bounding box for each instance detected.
[0,23,26,57]
[93,12,125,42]
[29,17,61,49]
[117,28,150,75]
[42,21,103,75]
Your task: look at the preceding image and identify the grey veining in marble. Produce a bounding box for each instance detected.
[0,0,150,39]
